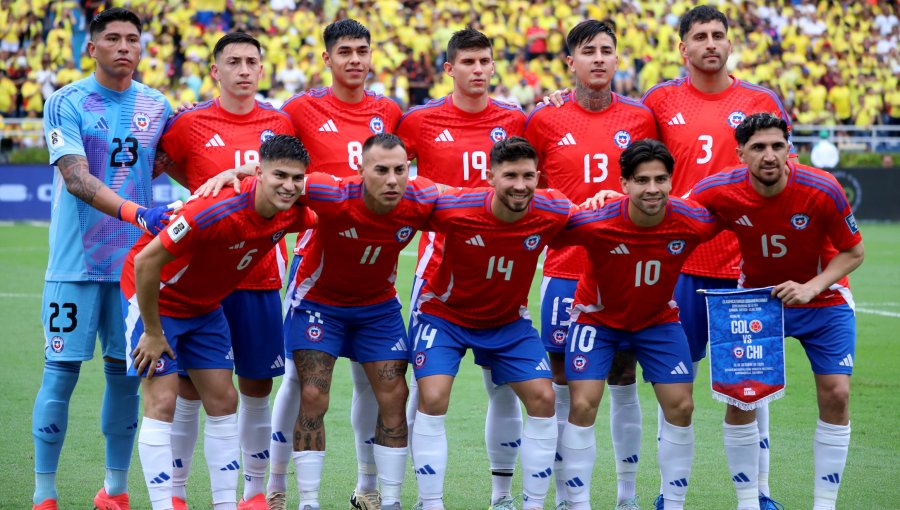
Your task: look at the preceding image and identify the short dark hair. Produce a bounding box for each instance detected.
[362,133,406,154]
[260,135,310,166]
[620,139,675,180]
[566,20,617,53]
[213,32,261,61]
[734,113,789,146]
[90,8,141,38]
[490,136,538,167]
[323,19,371,53]
[447,26,492,63]
[678,5,729,40]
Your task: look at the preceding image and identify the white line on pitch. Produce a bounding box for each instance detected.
[0,292,41,298]
[857,307,900,318]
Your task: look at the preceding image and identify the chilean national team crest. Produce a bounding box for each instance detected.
[414,351,427,368]
[154,358,167,373]
[551,327,567,346]
[733,346,744,359]
[790,213,810,230]
[727,111,746,128]
[613,130,632,149]
[369,116,385,134]
[523,234,542,251]
[132,112,151,132]
[490,127,508,142]
[272,229,286,243]
[260,129,275,143]
[396,225,414,242]
[306,324,324,342]
[49,336,64,353]
[572,354,588,372]
[667,239,686,255]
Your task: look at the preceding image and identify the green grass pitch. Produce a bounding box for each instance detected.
[2,223,898,508]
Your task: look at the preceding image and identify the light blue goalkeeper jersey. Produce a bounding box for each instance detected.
[43,74,171,282]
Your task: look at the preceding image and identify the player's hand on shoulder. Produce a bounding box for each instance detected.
[542,88,570,108]
[131,331,175,379]
[197,164,257,197]
[175,101,198,114]
[771,280,819,306]
[581,189,623,209]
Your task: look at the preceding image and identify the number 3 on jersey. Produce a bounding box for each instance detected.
[696,135,713,164]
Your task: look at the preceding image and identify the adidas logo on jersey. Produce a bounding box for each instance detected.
[339,228,359,239]
[670,361,689,375]
[270,355,285,370]
[557,133,576,146]
[225,349,234,360]
[93,117,109,131]
[735,215,753,227]
[434,129,455,142]
[610,243,630,255]
[228,241,246,250]
[535,359,550,371]
[318,119,338,132]
[391,338,408,352]
[466,235,485,247]
[205,134,225,147]
[838,354,853,367]
[667,112,686,126]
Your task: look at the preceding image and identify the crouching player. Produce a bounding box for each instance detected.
[120,135,316,510]
[281,133,440,510]
[410,137,571,510]
[556,139,720,510]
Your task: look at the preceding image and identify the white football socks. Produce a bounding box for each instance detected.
[170,397,201,501]
[813,419,850,510]
[659,420,693,510]
[374,444,407,505]
[267,360,300,494]
[521,414,557,510]
[484,370,522,504]
[411,411,447,508]
[205,414,240,508]
[294,450,325,508]
[756,402,771,497]
[350,361,378,492]
[138,417,174,510]
[609,383,641,503]
[552,382,570,506]
[724,421,760,510]
[238,393,270,500]
[559,422,595,508]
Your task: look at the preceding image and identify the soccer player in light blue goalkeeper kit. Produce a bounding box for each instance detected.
[33,8,173,510]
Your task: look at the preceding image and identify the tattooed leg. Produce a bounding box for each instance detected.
[292,350,336,452]
[363,360,409,447]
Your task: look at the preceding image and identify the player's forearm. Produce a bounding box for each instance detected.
[134,240,174,335]
[56,154,128,217]
[153,149,184,184]
[802,241,865,294]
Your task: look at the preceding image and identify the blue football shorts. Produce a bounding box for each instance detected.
[42,281,125,361]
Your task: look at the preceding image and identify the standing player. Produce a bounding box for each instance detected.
[524,20,657,510]
[271,19,404,510]
[155,32,295,510]
[121,135,316,510]
[641,7,791,509]
[691,113,863,510]
[34,8,172,510]
[556,139,719,510]
[284,134,438,510]
[410,137,569,510]
[395,27,528,509]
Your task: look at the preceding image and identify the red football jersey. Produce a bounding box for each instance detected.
[691,163,862,308]
[525,91,658,280]
[121,179,317,317]
[280,87,402,177]
[159,98,295,290]
[396,95,527,280]
[553,197,720,331]
[291,173,439,307]
[642,76,791,279]
[418,188,572,329]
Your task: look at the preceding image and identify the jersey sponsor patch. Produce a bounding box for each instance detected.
[369,116,385,134]
[790,213,810,230]
[396,225,414,242]
[133,112,151,132]
[48,128,65,148]
[260,129,275,143]
[727,111,746,128]
[613,130,632,149]
[667,239,686,255]
[524,234,542,251]
[844,212,859,234]
[167,215,191,243]
[490,126,508,142]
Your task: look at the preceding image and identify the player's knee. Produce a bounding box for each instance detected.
[417,387,450,416]
[143,390,178,422]
[522,386,556,418]
[818,380,850,412]
[569,394,599,426]
[300,384,330,414]
[663,395,694,426]
[238,376,273,398]
[202,384,238,416]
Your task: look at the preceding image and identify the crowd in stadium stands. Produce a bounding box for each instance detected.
[1,0,899,148]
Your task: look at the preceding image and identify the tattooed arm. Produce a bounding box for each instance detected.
[56,154,129,218]
[152,149,188,188]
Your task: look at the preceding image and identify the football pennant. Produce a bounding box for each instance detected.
[703,288,785,410]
